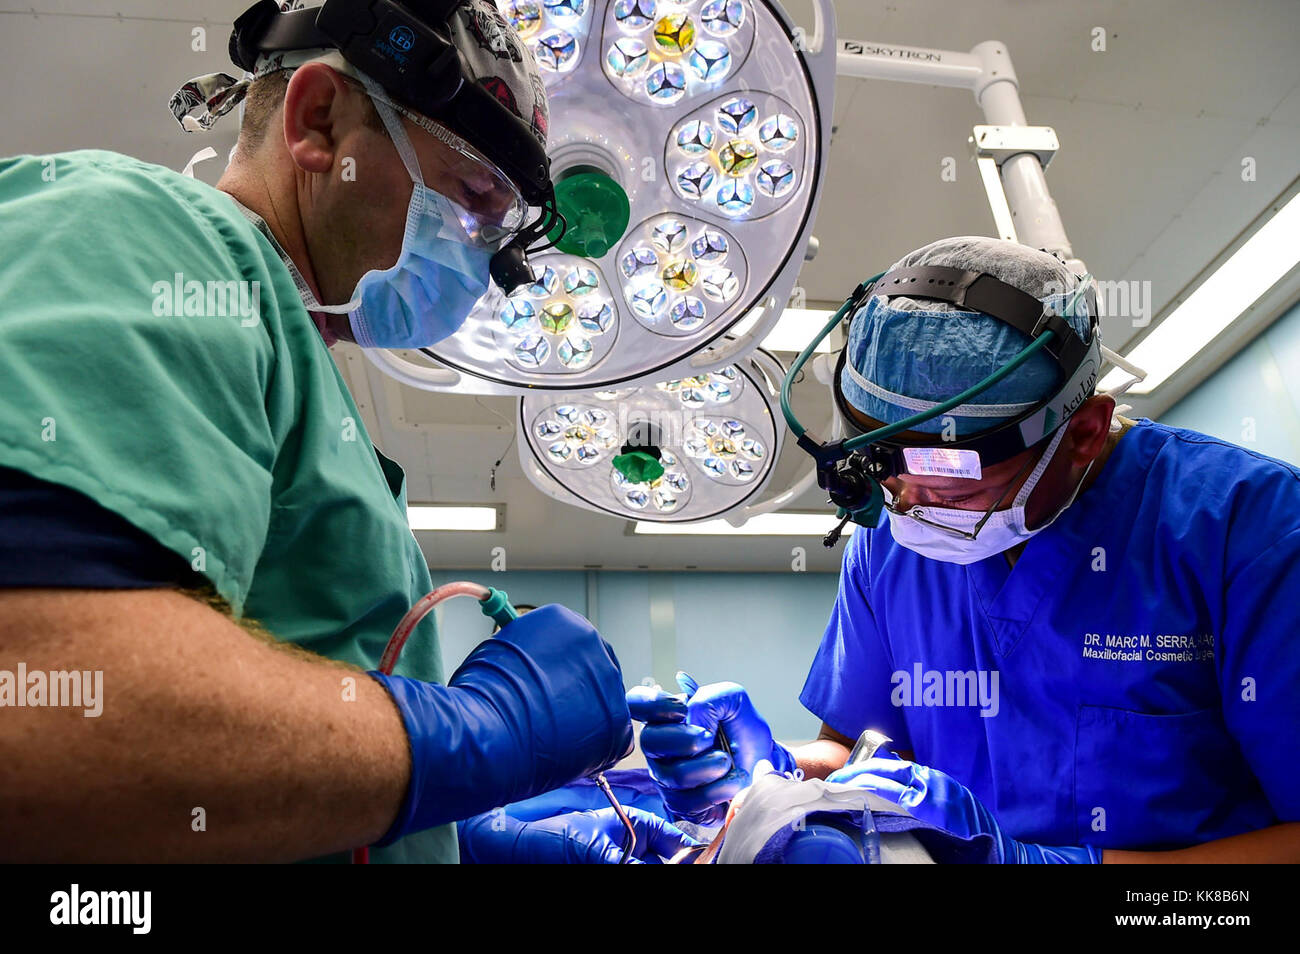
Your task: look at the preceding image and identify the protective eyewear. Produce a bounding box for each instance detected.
[881,442,1043,540]
[343,78,530,252]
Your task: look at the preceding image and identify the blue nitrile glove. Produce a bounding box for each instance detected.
[458,807,701,864]
[368,604,633,846]
[627,679,797,826]
[828,757,1102,864]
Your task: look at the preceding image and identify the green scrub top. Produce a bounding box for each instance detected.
[0,150,455,864]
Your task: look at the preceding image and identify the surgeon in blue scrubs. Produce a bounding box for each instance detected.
[629,237,1300,862]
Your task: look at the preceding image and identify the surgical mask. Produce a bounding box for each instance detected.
[346,75,494,350]
[227,85,496,341]
[884,424,1091,564]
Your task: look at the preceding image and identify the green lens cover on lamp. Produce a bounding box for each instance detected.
[612,449,665,484]
[549,168,631,259]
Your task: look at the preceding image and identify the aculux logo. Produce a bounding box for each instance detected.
[1061,361,1099,418]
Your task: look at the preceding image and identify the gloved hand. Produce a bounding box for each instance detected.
[828,757,1102,864]
[458,807,700,864]
[369,604,633,846]
[627,678,796,826]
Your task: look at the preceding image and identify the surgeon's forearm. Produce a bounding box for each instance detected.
[0,588,409,862]
[793,739,851,779]
[1103,822,1300,863]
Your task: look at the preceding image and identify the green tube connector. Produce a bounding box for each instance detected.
[479,587,519,628]
[548,167,631,259]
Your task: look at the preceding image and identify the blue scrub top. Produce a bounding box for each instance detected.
[800,419,1300,851]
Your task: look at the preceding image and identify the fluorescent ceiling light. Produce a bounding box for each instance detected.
[763,308,837,352]
[1100,190,1300,394]
[633,512,856,536]
[407,506,498,532]
[731,306,836,352]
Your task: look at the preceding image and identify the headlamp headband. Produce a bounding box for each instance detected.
[782,265,1102,546]
[229,0,553,206]
[868,265,1095,371]
[830,266,1100,471]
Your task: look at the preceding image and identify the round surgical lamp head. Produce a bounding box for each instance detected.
[518,345,786,521]
[365,0,837,396]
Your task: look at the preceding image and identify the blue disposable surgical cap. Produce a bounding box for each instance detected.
[841,236,1094,436]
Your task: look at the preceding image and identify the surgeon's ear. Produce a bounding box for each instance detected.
[281,63,352,175]
[1065,394,1116,466]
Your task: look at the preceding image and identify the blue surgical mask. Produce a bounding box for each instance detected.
[348,182,492,349]
[345,74,493,350]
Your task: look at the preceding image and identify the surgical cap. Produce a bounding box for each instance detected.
[840,236,1094,436]
[448,0,550,149]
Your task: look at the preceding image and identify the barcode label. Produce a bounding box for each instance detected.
[903,447,982,480]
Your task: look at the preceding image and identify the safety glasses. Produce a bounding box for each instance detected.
[340,77,531,251]
[882,442,1043,540]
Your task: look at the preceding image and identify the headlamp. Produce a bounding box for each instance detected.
[229,0,565,292]
[782,265,1100,547]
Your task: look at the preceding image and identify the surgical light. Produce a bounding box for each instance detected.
[364,0,835,396]
[518,347,787,522]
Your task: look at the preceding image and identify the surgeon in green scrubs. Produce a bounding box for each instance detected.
[0,1,634,863]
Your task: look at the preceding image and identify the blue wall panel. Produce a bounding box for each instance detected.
[427,568,839,742]
[1161,300,1300,464]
